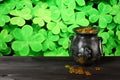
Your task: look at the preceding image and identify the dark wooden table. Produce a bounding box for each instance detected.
[0,56,120,80]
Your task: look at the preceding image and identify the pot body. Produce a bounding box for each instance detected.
[69,27,103,65]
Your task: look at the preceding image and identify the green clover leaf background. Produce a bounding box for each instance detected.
[1,0,120,56]
[89,2,112,28]
[58,33,70,49]
[47,21,68,34]
[12,25,45,56]
[41,30,59,51]
[0,0,15,26]
[33,3,51,27]
[10,7,32,26]
[0,29,13,55]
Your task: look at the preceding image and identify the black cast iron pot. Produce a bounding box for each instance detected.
[69,27,103,65]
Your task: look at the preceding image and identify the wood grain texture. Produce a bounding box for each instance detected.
[0,56,120,80]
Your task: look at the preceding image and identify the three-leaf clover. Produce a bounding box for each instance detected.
[0,0,15,26]
[58,33,70,49]
[61,8,89,25]
[107,23,116,30]
[67,24,78,33]
[55,0,76,24]
[15,0,33,10]
[75,0,86,6]
[56,0,85,9]
[105,37,117,55]
[10,7,32,26]
[109,0,120,24]
[56,0,76,9]
[0,29,13,55]
[33,2,51,27]
[55,0,87,25]
[88,2,112,28]
[116,30,120,40]
[75,12,89,26]
[12,25,45,56]
[98,31,110,44]
[41,30,59,51]
[115,45,120,56]
[67,12,89,33]
[47,21,68,34]
[0,14,10,26]
[75,3,93,16]
[50,6,61,21]
[110,0,118,5]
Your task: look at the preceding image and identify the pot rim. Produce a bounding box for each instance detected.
[73,26,99,35]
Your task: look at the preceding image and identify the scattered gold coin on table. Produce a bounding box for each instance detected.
[65,65,101,76]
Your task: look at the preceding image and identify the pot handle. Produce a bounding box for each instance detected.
[98,37,103,56]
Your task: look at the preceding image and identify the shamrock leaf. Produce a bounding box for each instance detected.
[103,45,112,56]
[98,32,110,44]
[76,0,85,6]
[88,2,112,28]
[56,0,85,8]
[105,37,116,55]
[56,0,76,9]
[62,11,89,26]
[116,24,120,30]
[110,4,120,24]
[58,33,70,49]
[55,0,76,24]
[107,23,116,30]
[116,30,120,40]
[56,47,70,56]
[33,3,51,27]
[0,0,15,14]
[66,12,89,33]
[76,3,93,16]
[108,30,114,36]
[10,17,25,26]
[55,0,88,25]
[67,24,78,33]
[110,0,118,5]
[44,47,69,56]
[42,30,59,51]
[0,0,16,26]
[0,29,13,55]
[61,8,75,24]
[75,12,89,26]
[0,47,11,56]
[10,7,32,26]
[12,41,30,56]
[47,21,68,34]
[57,11,89,33]
[114,12,120,24]
[110,5,120,15]
[63,0,76,9]
[15,0,33,10]
[0,14,10,26]
[12,25,45,56]
[115,45,120,56]
[50,6,61,21]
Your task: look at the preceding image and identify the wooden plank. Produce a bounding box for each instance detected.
[0,56,120,80]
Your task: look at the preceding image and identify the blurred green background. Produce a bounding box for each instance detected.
[0,0,120,56]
